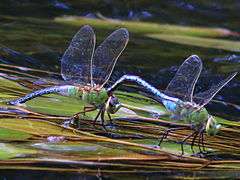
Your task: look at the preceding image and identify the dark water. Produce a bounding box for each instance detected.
[0,0,239,179]
[1,169,240,180]
[1,1,239,114]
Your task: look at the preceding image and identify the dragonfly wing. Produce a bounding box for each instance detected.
[92,28,129,86]
[194,72,237,107]
[165,55,202,103]
[61,25,95,84]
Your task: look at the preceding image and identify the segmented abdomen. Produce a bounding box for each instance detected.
[8,86,65,105]
[107,74,182,111]
[7,85,107,108]
[7,85,79,105]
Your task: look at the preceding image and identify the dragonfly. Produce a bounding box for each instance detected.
[7,25,129,127]
[148,55,237,154]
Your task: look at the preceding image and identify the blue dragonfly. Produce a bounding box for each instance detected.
[142,55,237,154]
[104,55,236,155]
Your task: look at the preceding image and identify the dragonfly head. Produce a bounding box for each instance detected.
[205,116,222,136]
[106,95,121,114]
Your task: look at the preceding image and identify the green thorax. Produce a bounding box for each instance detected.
[173,102,209,131]
[66,85,108,107]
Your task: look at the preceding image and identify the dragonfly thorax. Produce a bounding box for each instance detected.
[60,85,121,114]
[173,101,221,135]
[173,102,209,132]
[81,85,108,107]
[60,85,108,107]
[83,85,121,114]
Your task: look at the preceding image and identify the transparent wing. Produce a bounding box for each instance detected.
[194,72,237,107]
[165,55,202,103]
[92,28,129,86]
[61,25,95,84]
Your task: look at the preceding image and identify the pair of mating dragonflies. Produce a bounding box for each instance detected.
[7,25,237,155]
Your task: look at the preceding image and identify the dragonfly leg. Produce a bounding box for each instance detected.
[101,110,105,126]
[83,106,95,115]
[198,133,202,153]
[158,127,189,146]
[190,132,199,154]
[100,110,108,132]
[73,107,97,117]
[198,131,205,153]
[107,113,114,127]
[93,110,101,126]
[70,107,98,127]
[201,132,206,152]
[180,131,197,156]
[158,130,170,146]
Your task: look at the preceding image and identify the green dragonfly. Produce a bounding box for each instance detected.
[7,25,129,127]
[152,55,237,154]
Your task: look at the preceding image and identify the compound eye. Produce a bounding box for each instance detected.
[109,96,119,106]
[106,95,121,114]
[109,100,114,107]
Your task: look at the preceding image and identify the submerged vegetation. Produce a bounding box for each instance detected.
[0,49,239,179]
